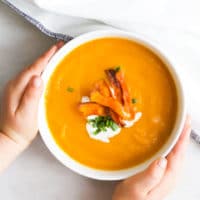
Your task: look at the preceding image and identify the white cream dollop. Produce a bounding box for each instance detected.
[81,96,90,103]
[122,112,142,128]
[86,112,142,143]
[86,115,121,143]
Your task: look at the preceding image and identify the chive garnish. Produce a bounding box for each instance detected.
[88,116,119,135]
[66,87,74,92]
[111,122,119,131]
[114,66,121,72]
[94,128,101,135]
[131,98,137,104]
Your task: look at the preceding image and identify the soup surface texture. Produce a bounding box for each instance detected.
[45,38,177,170]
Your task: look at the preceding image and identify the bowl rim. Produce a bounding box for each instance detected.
[38,29,186,181]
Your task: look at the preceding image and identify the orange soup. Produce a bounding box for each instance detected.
[45,38,177,170]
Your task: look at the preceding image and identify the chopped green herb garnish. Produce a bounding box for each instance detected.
[111,122,119,131]
[131,98,137,104]
[114,66,121,72]
[106,120,109,126]
[94,128,101,135]
[88,116,119,135]
[66,87,74,92]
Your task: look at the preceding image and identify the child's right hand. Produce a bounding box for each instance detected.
[112,117,191,200]
[0,41,63,150]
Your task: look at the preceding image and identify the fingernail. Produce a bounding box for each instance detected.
[57,40,64,48]
[157,158,167,169]
[33,77,42,88]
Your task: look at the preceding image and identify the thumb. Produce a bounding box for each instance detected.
[17,76,43,115]
[127,158,167,194]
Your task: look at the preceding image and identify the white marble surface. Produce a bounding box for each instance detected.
[0,2,200,200]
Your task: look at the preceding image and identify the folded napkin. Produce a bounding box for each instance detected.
[2,0,200,132]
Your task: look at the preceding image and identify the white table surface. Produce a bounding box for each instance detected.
[0,2,200,200]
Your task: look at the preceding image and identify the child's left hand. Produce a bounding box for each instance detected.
[0,41,63,150]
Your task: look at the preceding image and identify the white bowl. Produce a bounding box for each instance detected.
[38,30,186,181]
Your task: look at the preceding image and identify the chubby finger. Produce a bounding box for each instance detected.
[9,41,64,112]
[164,116,191,175]
[126,157,167,194]
[168,115,191,159]
[31,41,64,74]
[16,76,43,116]
[148,117,191,199]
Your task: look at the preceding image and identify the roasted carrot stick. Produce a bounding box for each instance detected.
[79,102,108,117]
[105,69,123,103]
[108,110,126,127]
[93,79,111,97]
[90,91,131,119]
[116,71,135,119]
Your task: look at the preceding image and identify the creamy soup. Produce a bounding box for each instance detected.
[45,38,177,170]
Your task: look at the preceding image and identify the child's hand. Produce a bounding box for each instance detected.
[112,116,191,200]
[0,41,63,150]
